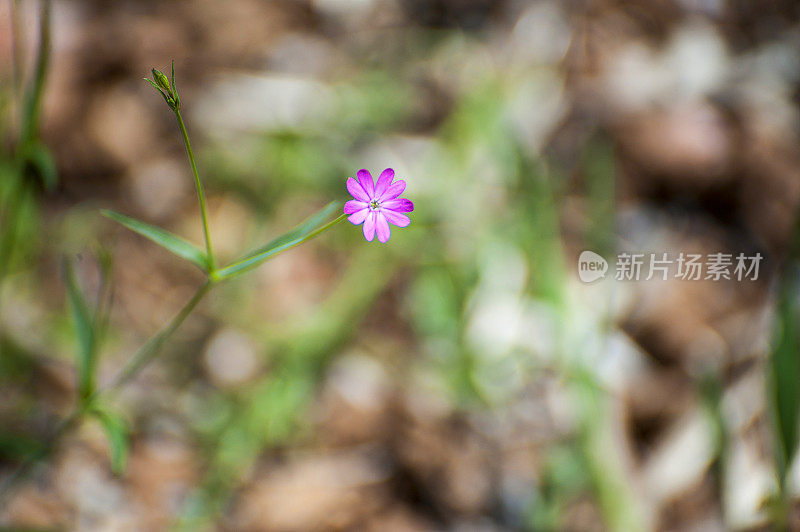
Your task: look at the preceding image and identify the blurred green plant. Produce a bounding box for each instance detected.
[528,445,591,529]
[64,256,128,474]
[403,72,645,529]
[0,0,55,295]
[765,212,800,525]
[88,404,129,475]
[64,259,99,403]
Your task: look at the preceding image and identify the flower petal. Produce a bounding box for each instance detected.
[374,168,394,199]
[382,198,413,212]
[380,179,406,201]
[357,169,374,199]
[382,209,410,228]
[348,208,369,225]
[346,177,370,202]
[375,212,391,243]
[363,211,377,241]
[344,200,367,214]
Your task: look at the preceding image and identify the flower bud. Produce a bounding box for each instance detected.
[151,68,170,91]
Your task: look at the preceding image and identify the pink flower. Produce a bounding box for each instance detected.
[344,168,413,243]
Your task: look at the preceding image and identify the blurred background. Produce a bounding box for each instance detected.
[1,0,800,530]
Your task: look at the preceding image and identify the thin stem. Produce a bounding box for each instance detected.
[174,110,215,272]
[106,281,212,391]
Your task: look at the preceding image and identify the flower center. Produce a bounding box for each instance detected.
[369,199,381,210]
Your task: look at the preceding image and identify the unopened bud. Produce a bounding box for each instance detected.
[151,68,170,91]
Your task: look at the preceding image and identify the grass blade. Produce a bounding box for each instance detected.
[102,210,209,272]
[771,271,800,480]
[64,259,95,401]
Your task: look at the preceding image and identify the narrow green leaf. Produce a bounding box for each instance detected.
[93,242,115,342]
[216,201,342,280]
[145,76,164,93]
[90,406,129,475]
[145,77,172,106]
[102,210,209,271]
[64,259,95,401]
[769,211,800,485]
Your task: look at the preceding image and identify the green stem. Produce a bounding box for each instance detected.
[106,281,212,391]
[174,110,215,273]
